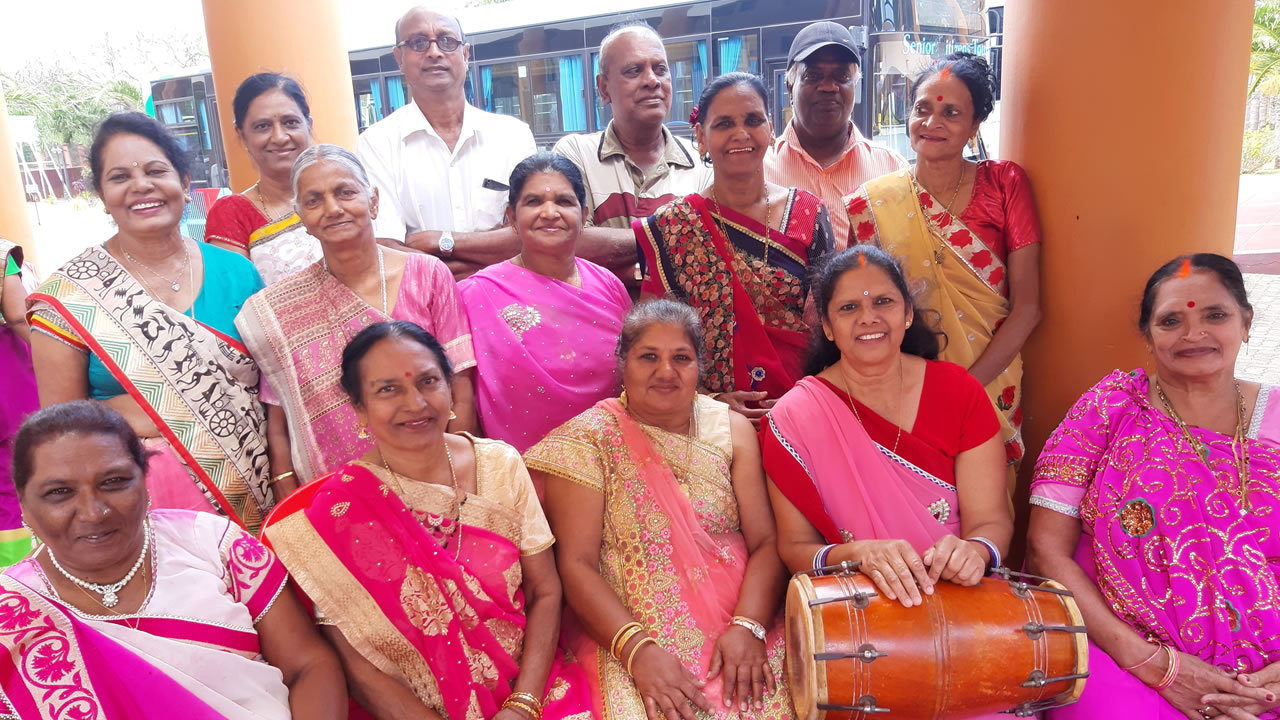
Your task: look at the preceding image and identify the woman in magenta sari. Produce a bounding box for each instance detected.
[526,299,794,720]
[1027,254,1280,720]
[460,152,630,455]
[635,73,833,424]
[262,321,592,720]
[762,247,1011,620]
[0,239,38,565]
[2,400,345,719]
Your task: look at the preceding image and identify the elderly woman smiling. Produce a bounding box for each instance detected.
[1027,254,1280,720]
[526,299,795,720]
[237,144,476,494]
[1,401,345,719]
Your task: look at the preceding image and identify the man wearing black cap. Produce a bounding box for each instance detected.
[765,21,907,247]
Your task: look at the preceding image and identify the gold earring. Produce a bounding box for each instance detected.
[619,389,629,408]
[103,206,111,214]
[184,194,193,203]
[357,425,370,439]
[448,410,457,421]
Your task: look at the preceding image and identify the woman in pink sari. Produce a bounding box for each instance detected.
[762,246,1011,618]
[2,400,345,719]
[1027,254,1280,720]
[526,299,794,720]
[237,144,477,495]
[263,321,592,720]
[460,152,630,455]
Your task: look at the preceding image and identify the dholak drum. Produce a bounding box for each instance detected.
[786,564,1088,719]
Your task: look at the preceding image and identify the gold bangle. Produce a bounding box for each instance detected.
[626,636,657,676]
[612,624,644,660]
[610,621,642,658]
[502,695,542,720]
[269,471,295,486]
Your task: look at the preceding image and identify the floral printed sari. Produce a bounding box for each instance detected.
[635,191,832,398]
[525,395,795,719]
[1031,370,1280,719]
[263,438,592,719]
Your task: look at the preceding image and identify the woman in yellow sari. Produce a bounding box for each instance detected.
[844,52,1041,477]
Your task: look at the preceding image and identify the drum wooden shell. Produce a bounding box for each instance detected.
[786,570,1088,719]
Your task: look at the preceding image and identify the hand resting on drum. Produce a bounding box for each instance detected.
[708,624,776,712]
[830,534,988,608]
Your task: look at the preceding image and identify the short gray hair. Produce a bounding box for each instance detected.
[291,144,373,205]
[616,299,706,377]
[598,22,664,77]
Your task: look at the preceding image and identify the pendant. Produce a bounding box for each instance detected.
[170,282,180,291]
[102,590,119,608]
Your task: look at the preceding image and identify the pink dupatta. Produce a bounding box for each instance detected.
[265,461,591,719]
[763,376,959,550]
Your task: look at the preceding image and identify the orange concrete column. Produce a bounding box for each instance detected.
[1000,0,1253,547]
[202,0,359,192]
[0,91,37,269]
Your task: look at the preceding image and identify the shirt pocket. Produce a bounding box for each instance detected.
[473,186,509,231]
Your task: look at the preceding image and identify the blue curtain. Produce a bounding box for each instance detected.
[159,104,179,125]
[592,54,605,129]
[196,100,212,150]
[388,76,407,109]
[558,55,586,133]
[370,81,384,121]
[481,66,494,112]
[718,36,743,74]
[695,40,708,101]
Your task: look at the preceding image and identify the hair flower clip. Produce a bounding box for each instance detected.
[688,106,700,125]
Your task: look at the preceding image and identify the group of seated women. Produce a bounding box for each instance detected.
[0,62,1276,720]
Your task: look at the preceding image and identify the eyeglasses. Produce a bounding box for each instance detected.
[800,70,856,87]
[396,35,463,53]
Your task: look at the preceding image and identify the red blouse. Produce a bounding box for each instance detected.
[811,360,999,485]
[204,194,270,250]
[959,159,1041,265]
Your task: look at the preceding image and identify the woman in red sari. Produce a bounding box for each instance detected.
[845,52,1041,485]
[762,246,1011,620]
[636,72,833,424]
[263,321,591,720]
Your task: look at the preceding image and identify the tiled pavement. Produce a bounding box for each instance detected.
[1237,273,1279,384]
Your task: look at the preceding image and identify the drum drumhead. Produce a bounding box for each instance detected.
[1043,580,1090,704]
[785,574,820,720]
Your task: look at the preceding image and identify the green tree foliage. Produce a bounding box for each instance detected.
[2,64,143,147]
[1253,0,1280,97]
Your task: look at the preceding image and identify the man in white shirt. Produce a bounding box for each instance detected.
[552,23,710,287]
[357,6,537,278]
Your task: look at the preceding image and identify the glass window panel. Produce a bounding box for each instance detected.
[665,39,707,125]
[480,54,587,135]
[716,33,759,75]
[352,77,384,133]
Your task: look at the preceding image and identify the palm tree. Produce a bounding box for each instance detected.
[1253,0,1280,98]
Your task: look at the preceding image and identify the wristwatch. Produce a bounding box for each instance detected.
[730,615,767,642]
[438,230,455,257]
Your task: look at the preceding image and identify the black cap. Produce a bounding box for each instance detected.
[787,21,859,67]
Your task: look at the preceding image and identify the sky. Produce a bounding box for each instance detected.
[0,0,478,80]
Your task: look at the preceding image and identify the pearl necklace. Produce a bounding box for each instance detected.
[47,517,151,608]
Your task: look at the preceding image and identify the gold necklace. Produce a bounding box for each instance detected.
[378,443,464,556]
[913,163,967,215]
[837,360,905,455]
[710,186,773,270]
[1154,377,1252,513]
[249,184,285,221]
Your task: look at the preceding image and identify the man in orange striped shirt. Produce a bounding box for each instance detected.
[764,22,907,248]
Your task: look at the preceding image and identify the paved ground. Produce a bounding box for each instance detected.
[1236,169,1280,254]
[1238,273,1280,384]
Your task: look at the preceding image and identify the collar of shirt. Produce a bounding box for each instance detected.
[774,120,867,170]
[397,98,478,152]
[598,121,696,169]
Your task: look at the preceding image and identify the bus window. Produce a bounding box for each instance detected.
[353,77,384,133]
[480,54,589,135]
[715,33,760,75]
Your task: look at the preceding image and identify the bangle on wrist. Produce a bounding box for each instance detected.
[966,536,1001,570]
[626,636,658,676]
[503,692,543,719]
[611,623,644,660]
[269,471,295,487]
[730,615,767,642]
[1121,643,1163,672]
[813,544,837,573]
[1149,645,1180,690]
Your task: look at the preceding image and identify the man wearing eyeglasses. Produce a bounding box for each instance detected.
[764,21,906,248]
[552,23,710,291]
[357,6,537,278]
